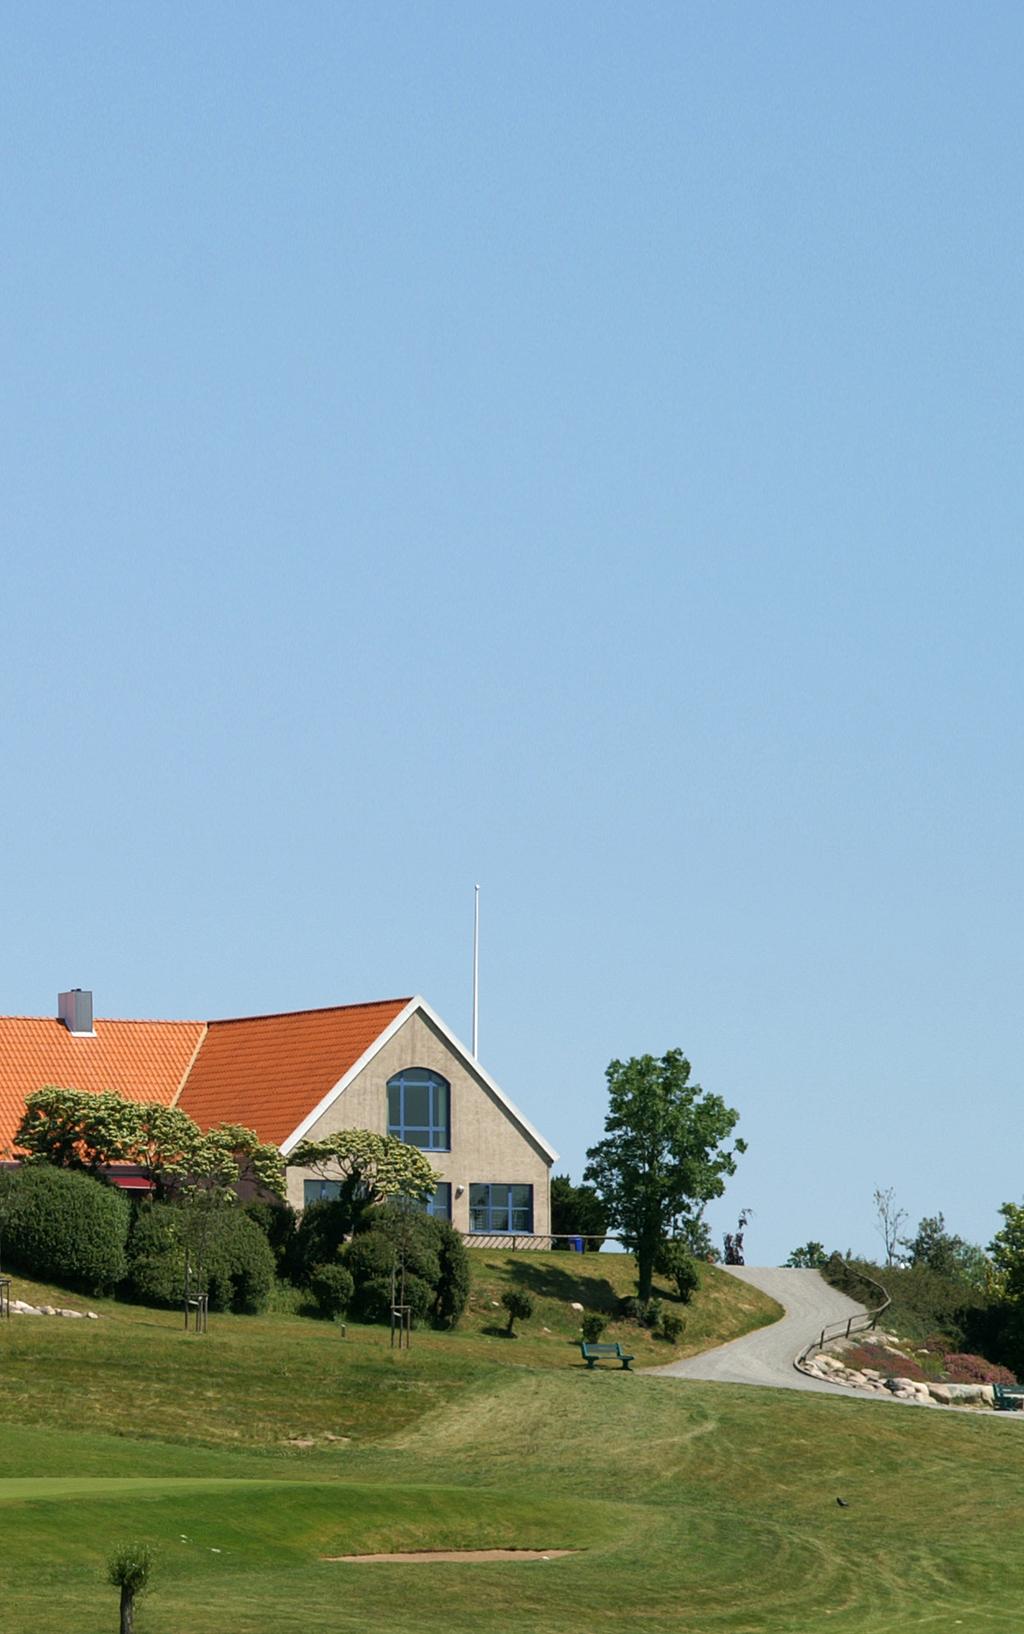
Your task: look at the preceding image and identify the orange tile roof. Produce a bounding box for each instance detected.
[176,998,412,1146]
[0,1016,207,1154]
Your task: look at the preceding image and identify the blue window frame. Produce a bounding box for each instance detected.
[469,1183,533,1234]
[304,1179,343,1207]
[424,1182,452,1221]
[387,1068,451,1150]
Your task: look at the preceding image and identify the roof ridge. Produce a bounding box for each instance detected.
[206,997,414,1027]
[0,1015,205,1027]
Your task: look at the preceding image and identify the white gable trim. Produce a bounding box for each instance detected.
[280,995,559,1164]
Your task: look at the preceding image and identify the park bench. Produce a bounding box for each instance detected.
[992,1384,1024,1411]
[580,1341,634,1371]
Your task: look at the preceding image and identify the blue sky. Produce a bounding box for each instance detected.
[2,4,1022,1263]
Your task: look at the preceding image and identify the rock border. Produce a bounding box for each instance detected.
[9,1299,99,1320]
[796,1332,1000,1410]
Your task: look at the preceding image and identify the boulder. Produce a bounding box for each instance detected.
[928,1383,953,1405]
[570,1302,584,1313]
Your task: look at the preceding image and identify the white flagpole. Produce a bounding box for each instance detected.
[472,883,480,1058]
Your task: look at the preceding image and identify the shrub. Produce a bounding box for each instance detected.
[310,1262,355,1319]
[501,1288,533,1335]
[1,1163,129,1292]
[243,1199,296,1272]
[655,1239,700,1303]
[943,1352,1017,1385]
[640,1297,663,1330]
[581,1313,606,1343]
[125,1201,275,1313]
[659,1312,685,1343]
[617,1295,643,1322]
[432,1218,470,1328]
[343,1204,470,1329]
[289,1198,355,1286]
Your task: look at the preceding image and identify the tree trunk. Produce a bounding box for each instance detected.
[120,1586,134,1634]
[637,1250,654,1302]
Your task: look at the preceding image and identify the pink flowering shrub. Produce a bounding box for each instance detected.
[841,1342,929,1380]
[943,1353,1017,1386]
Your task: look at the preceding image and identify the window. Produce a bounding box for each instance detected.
[387,1068,451,1150]
[469,1183,533,1234]
[424,1182,452,1221]
[303,1179,343,1207]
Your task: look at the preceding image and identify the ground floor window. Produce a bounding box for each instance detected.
[304,1179,343,1206]
[424,1182,452,1220]
[469,1183,533,1233]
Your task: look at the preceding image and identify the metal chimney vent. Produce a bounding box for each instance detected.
[58,989,95,1035]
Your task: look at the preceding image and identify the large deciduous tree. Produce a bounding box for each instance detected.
[14,1086,285,1199]
[288,1130,438,1211]
[584,1050,745,1300]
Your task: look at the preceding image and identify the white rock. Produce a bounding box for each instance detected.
[570,1302,584,1313]
[86,1311,98,1320]
[928,1383,953,1405]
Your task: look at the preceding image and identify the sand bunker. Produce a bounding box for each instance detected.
[324,1548,578,1564]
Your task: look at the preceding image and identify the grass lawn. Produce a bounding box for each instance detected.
[3,1255,1024,1631]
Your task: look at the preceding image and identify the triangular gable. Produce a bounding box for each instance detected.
[280,995,559,1164]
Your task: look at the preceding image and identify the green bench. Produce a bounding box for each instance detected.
[580,1341,634,1371]
[992,1384,1024,1411]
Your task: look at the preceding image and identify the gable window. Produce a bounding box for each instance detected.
[469,1183,533,1234]
[387,1068,451,1150]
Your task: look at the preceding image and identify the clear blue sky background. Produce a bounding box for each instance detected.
[3,4,1021,1264]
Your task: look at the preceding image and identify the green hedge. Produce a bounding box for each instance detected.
[343,1204,470,1328]
[126,1200,275,1314]
[0,1164,129,1293]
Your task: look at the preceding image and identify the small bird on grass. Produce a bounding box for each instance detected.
[836,1498,849,1508]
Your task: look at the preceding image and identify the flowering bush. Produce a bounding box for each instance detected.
[841,1342,929,1380]
[943,1353,1017,1386]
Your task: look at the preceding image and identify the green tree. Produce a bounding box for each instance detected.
[904,1214,990,1291]
[550,1174,609,1248]
[785,1241,828,1268]
[501,1288,533,1336]
[107,1542,153,1634]
[584,1050,745,1301]
[288,1130,438,1212]
[15,1087,284,1198]
[989,1203,1024,1299]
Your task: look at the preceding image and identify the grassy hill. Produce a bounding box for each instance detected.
[4,1255,1024,1631]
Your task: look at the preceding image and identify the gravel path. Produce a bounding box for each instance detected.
[648,1266,872,1395]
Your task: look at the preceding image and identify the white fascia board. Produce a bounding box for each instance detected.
[412,995,559,1165]
[280,994,559,1165]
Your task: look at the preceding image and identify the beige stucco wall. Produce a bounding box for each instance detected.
[284,1008,551,1235]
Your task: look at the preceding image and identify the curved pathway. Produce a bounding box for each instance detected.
[649,1266,871,1396]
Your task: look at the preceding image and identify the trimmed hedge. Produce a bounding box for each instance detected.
[0,1164,129,1293]
[288,1198,353,1287]
[242,1199,297,1273]
[126,1200,275,1314]
[343,1203,470,1328]
[310,1262,354,1319]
